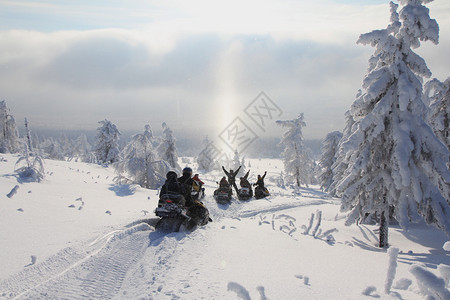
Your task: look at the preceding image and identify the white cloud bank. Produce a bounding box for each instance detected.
[0,0,448,139]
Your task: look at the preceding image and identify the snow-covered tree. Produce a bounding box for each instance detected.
[115,125,169,189]
[424,77,450,155]
[318,131,343,194]
[0,100,21,153]
[197,136,223,172]
[276,113,313,188]
[94,119,121,165]
[156,122,181,171]
[59,133,75,160]
[335,1,450,247]
[72,134,95,163]
[41,138,65,161]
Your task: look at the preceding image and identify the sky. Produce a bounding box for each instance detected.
[0,0,449,142]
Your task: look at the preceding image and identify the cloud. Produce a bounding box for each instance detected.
[0,0,449,140]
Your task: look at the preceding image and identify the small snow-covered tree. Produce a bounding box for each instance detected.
[0,100,21,153]
[41,138,65,161]
[94,119,121,165]
[72,134,95,163]
[424,77,450,154]
[335,1,450,247]
[115,125,169,189]
[197,136,222,172]
[276,113,313,187]
[318,131,343,194]
[59,133,74,160]
[156,122,181,171]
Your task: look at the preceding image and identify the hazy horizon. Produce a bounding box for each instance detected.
[2,0,449,143]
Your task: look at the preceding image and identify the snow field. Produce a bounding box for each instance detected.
[0,154,449,299]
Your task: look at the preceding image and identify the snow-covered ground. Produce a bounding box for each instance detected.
[0,154,448,299]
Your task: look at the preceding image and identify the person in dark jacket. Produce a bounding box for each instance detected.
[222,165,241,195]
[178,167,194,207]
[239,170,253,197]
[159,171,185,206]
[254,171,267,189]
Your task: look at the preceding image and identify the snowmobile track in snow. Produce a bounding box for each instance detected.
[0,223,151,300]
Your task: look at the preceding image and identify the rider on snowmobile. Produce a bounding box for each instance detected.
[254,171,267,189]
[178,167,194,207]
[159,171,186,206]
[239,170,253,197]
[222,165,241,195]
[179,167,212,226]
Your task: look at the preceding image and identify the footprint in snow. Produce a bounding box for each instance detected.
[17,208,24,212]
[105,210,112,215]
[68,204,76,208]
[362,286,380,298]
[295,274,310,285]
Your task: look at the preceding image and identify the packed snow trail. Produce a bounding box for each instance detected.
[0,224,151,299]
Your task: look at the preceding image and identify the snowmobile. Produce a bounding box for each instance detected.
[213,186,232,204]
[237,187,252,200]
[154,193,190,232]
[254,186,270,199]
[155,194,211,232]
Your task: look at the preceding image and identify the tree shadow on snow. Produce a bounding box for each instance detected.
[397,251,449,269]
[351,237,385,253]
[395,224,449,250]
[108,184,138,197]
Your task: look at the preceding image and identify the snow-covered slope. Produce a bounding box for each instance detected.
[0,154,448,299]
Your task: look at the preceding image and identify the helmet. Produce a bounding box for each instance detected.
[166,171,178,180]
[182,167,192,176]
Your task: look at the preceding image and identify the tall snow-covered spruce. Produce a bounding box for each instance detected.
[335,1,450,248]
[276,113,313,188]
[318,131,342,195]
[94,119,121,165]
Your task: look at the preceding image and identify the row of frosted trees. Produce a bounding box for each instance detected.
[0,105,181,189]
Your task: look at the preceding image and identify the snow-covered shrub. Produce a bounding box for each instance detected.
[14,148,45,182]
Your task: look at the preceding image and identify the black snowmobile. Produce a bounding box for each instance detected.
[213,185,232,204]
[254,186,270,199]
[155,194,211,232]
[154,193,190,232]
[237,187,252,200]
